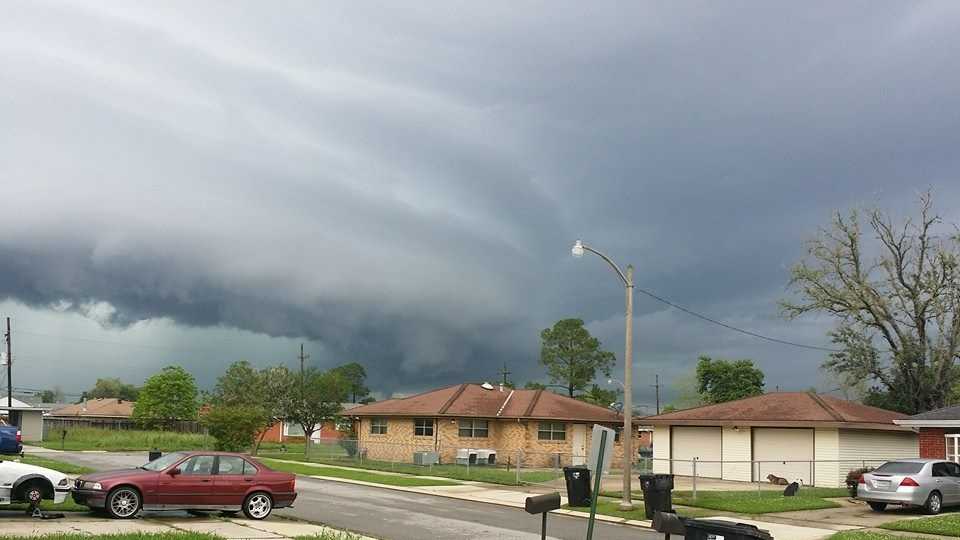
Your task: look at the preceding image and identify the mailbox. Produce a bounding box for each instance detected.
[524,492,561,514]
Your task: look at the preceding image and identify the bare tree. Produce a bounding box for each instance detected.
[783,192,960,413]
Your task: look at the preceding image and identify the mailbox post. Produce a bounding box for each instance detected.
[524,492,560,540]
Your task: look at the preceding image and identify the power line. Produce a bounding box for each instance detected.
[634,286,842,353]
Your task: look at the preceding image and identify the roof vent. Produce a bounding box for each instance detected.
[480,382,494,390]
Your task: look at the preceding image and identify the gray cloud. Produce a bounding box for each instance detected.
[3,0,960,401]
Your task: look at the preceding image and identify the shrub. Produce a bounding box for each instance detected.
[846,467,874,497]
[204,405,266,452]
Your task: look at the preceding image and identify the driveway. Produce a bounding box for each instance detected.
[38,449,664,540]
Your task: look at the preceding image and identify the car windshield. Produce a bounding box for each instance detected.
[141,452,187,471]
[875,461,925,474]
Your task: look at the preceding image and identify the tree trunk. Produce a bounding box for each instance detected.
[252,423,271,456]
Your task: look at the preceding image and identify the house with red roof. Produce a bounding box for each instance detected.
[643,392,917,488]
[347,382,645,467]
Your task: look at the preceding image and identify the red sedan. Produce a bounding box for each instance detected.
[72,451,296,520]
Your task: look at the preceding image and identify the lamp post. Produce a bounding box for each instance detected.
[572,240,635,511]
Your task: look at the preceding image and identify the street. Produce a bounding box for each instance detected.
[49,451,661,540]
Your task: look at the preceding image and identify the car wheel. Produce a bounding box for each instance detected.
[868,502,887,512]
[106,487,141,519]
[18,480,46,506]
[924,491,943,515]
[243,492,273,520]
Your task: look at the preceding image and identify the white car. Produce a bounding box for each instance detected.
[0,458,72,507]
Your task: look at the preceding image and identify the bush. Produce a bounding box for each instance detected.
[204,405,266,452]
[846,467,874,497]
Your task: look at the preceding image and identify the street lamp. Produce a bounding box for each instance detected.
[572,240,635,511]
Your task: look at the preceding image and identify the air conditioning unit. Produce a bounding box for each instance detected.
[413,451,439,466]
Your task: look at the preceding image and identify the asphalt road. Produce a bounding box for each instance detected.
[47,450,662,540]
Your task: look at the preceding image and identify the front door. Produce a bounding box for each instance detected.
[212,455,257,506]
[572,425,587,466]
[157,454,216,507]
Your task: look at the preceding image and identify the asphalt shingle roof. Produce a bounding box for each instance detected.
[903,404,960,421]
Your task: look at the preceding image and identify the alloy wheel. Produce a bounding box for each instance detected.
[110,488,140,518]
[246,494,272,519]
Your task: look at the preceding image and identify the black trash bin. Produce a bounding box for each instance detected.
[683,519,773,540]
[562,466,592,507]
[639,473,674,519]
[148,449,162,462]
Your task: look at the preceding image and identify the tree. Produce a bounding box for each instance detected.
[331,362,370,403]
[87,378,140,401]
[133,366,199,429]
[539,318,616,397]
[696,356,765,404]
[661,371,706,412]
[783,193,960,414]
[579,384,620,408]
[523,382,547,390]
[39,387,65,403]
[281,368,348,441]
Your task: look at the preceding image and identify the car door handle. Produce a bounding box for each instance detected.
[244,479,253,482]
[201,479,211,483]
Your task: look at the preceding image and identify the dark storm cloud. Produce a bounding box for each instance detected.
[3,0,960,398]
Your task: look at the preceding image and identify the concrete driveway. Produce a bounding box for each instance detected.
[759,497,929,530]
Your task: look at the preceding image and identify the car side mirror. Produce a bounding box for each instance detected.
[168,467,182,476]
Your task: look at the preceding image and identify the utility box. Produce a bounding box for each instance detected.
[413,451,439,466]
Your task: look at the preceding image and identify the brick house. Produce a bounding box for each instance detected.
[894,405,960,462]
[347,383,645,468]
[258,403,361,443]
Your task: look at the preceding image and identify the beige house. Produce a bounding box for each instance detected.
[644,392,918,488]
[348,383,642,468]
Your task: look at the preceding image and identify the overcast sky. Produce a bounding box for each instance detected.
[3,1,960,409]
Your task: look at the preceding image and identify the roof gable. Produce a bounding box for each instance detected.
[51,398,135,418]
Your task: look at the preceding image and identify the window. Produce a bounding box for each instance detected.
[181,455,215,475]
[538,422,566,441]
[874,461,925,475]
[217,456,246,475]
[284,422,305,437]
[946,462,960,477]
[371,418,388,435]
[948,434,960,464]
[458,419,489,438]
[933,462,950,477]
[414,418,434,437]
[243,459,259,475]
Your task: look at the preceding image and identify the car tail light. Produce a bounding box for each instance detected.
[858,475,866,485]
[900,477,920,487]
[15,430,21,443]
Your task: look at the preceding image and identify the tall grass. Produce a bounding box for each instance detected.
[40,427,211,451]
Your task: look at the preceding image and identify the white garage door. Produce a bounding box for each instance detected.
[672,426,722,478]
[753,428,814,485]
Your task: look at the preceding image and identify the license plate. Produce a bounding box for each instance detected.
[875,480,891,488]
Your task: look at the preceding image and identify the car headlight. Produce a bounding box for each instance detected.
[84,481,103,491]
[58,478,69,487]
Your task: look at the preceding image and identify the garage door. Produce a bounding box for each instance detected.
[671,426,722,478]
[753,428,814,485]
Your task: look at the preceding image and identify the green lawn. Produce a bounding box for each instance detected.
[881,513,960,536]
[37,428,210,452]
[257,452,557,485]
[260,458,461,487]
[671,490,841,514]
[18,454,95,475]
[294,533,365,540]
[827,532,927,540]
[564,497,714,520]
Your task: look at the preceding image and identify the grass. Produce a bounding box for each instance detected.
[257,452,558,485]
[0,535,220,540]
[7,498,90,512]
[881,513,960,536]
[38,428,210,452]
[260,458,461,487]
[827,532,927,540]
[670,490,841,514]
[17,454,96,474]
[294,533,365,540]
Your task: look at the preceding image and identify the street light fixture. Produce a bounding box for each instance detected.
[572,239,636,511]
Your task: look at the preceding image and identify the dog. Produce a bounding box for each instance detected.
[766,474,789,486]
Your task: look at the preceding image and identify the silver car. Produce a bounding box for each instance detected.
[858,459,960,514]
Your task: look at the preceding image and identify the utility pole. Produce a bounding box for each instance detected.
[498,362,512,386]
[651,374,661,415]
[298,343,309,391]
[5,317,10,408]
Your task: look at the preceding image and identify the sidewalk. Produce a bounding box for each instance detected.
[0,512,373,539]
[267,458,845,540]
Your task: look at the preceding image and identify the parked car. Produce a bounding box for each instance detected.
[0,457,72,507]
[857,459,959,514]
[0,419,23,455]
[72,451,297,520]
